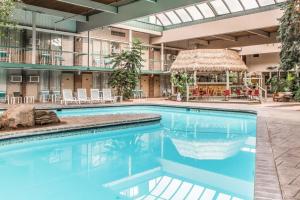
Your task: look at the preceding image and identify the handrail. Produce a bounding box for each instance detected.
[257,85,267,101]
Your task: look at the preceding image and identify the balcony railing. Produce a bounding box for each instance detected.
[0,46,174,72]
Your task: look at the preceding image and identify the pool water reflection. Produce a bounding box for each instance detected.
[0,106,256,200]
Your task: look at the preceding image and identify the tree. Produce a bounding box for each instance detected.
[0,0,18,37]
[278,0,300,71]
[109,39,144,99]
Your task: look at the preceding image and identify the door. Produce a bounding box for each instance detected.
[26,83,38,100]
[82,73,93,97]
[154,75,161,97]
[140,75,149,98]
[61,73,74,92]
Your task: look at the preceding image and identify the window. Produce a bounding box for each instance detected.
[210,0,230,15]
[223,0,244,12]
[197,3,215,18]
[185,6,203,20]
[175,8,192,22]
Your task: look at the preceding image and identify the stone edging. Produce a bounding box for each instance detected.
[0,114,161,141]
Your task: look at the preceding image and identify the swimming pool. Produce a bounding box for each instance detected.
[0,105,256,200]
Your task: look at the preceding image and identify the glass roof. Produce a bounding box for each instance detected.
[143,0,285,28]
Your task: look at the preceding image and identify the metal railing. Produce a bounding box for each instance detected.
[0,46,174,71]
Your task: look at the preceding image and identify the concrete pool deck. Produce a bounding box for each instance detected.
[1,99,300,200]
[0,113,161,140]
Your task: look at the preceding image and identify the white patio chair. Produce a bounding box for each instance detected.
[90,89,103,103]
[61,89,78,105]
[77,88,91,104]
[102,89,115,103]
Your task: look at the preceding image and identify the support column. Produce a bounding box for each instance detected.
[226,70,230,90]
[32,12,37,64]
[160,43,164,71]
[128,29,133,50]
[244,71,247,86]
[193,71,197,86]
[87,31,90,68]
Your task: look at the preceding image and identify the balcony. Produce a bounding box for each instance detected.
[0,46,173,73]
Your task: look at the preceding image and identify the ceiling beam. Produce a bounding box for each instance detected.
[56,0,118,14]
[194,39,209,46]
[77,0,209,32]
[247,29,270,38]
[18,3,87,22]
[212,35,237,42]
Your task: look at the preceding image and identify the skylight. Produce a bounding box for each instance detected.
[144,0,282,27]
[185,6,203,20]
[223,0,244,13]
[165,11,182,24]
[156,13,172,26]
[175,8,193,22]
[197,3,215,18]
[258,0,276,6]
[240,0,259,9]
[210,0,230,15]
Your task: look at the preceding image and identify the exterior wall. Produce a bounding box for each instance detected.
[246,53,280,73]
[0,69,7,92]
[6,69,22,97]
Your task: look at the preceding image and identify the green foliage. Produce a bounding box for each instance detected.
[109,39,144,99]
[267,72,298,93]
[171,72,194,95]
[0,0,18,37]
[294,87,300,101]
[278,0,300,71]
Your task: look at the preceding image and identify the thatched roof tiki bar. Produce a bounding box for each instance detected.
[170,49,248,101]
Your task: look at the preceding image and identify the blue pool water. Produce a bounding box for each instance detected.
[0,106,256,200]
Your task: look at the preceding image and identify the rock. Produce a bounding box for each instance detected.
[34,110,60,125]
[0,105,35,129]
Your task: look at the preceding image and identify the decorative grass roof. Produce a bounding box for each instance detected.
[171,49,247,72]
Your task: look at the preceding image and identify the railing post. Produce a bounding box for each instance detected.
[32,12,37,64]
[87,31,90,68]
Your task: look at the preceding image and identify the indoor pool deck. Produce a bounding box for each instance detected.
[1,100,300,200]
[0,113,161,140]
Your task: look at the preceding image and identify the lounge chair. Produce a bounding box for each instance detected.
[77,88,91,104]
[102,89,115,103]
[90,89,103,103]
[61,89,78,105]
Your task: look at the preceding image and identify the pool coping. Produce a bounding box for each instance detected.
[0,113,161,141]
[0,103,282,200]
